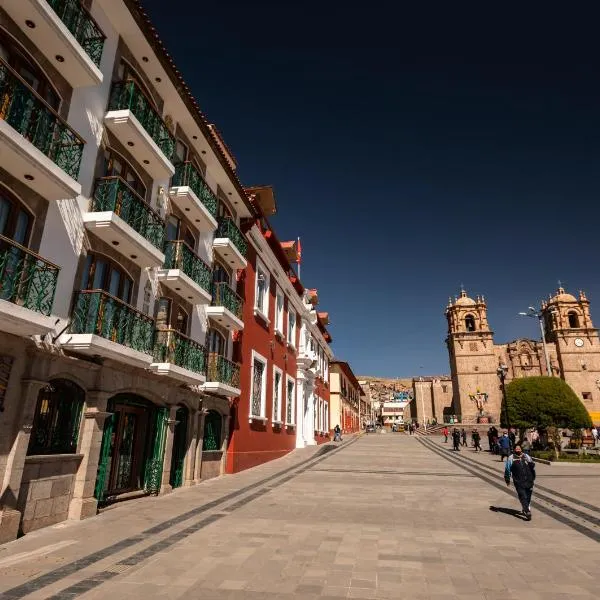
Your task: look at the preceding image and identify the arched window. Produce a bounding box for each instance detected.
[117,60,158,111]
[80,253,133,302]
[155,296,189,334]
[28,379,85,455]
[142,280,153,315]
[0,28,60,111]
[166,214,196,251]
[568,311,580,328]
[0,186,33,246]
[465,314,476,332]
[101,148,146,199]
[203,410,222,451]
[212,258,231,285]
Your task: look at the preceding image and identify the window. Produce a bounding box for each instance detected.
[469,342,478,352]
[324,401,329,433]
[166,214,196,250]
[250,351,268,419]
[102,148,146,198]
[272,367,283,423]
[275,288,284,336]
[568,311,580,329]
[465,315,476,331]
[28,380,85,455]
[254,259,269,321]
[80,253,133,302]
[442,385,448,393]
[286,376,295,425]
[202,410,222,451]
[155,297,189,334]
[582,392,592,401]
[0,186,33,246]
[174,139,188,165]
[207,327,227,357]
[142,280,152,316]
[288,309,297,347]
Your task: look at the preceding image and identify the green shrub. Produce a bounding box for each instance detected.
[502,377,592,430]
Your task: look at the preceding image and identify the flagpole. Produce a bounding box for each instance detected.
[297,236,301,279]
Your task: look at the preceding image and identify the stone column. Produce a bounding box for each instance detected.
[183,409,199,487]
[68,391,110,521]
[219,414,231,476]
[160,406,178,495]
[194,409,207,483]
[0,379,45,543]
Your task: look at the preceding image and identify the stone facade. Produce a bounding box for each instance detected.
[444,287,600,424]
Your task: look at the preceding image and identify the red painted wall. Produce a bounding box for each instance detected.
[226,243,300,473]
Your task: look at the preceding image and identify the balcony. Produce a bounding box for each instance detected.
[3,0,104,88]
[83,177,165,268]
[0,235,60,336]
[156,240,212,305]
[202,353,241,397]
[170,162,218,233]
[205,282,244,331]
[213,218,247,269]
[59,290,154,368]
[149,328,207,385]
[0,59,83,200]
[105,80,175,180]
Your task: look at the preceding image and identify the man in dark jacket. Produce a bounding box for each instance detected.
[498,432,511,462]
[452,428,461,451]
[504,445,535,520]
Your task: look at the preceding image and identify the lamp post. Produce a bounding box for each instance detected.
[518,307,554,376]
[497,363,510,429]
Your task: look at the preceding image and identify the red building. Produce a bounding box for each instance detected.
[226,188,333,472]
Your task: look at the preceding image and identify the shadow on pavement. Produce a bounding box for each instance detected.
[489,505,528,520]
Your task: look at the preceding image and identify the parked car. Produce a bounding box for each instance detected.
[366,424,376,433]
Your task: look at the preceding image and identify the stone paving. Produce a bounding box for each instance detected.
[0,433,599,599]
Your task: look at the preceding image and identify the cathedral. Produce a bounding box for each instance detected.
[443,286,600,425]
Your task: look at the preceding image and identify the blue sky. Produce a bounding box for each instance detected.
[143,2,600,377]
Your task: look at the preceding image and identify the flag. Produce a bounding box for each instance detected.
[297,237,302,264]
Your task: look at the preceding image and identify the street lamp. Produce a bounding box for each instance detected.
[518,306,554,376]
[497,363,510,429]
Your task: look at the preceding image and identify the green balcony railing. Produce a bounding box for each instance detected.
[163,240,212,294]
[69,289,154,354]
[108,80,175,160]
[211,282,243,320]
[0,59,84,179]
[153,328,207,376]
[216,218,247,259]
[91,176,165,251]
[0,234,59,316]
[47,0,106,67]
[172,161,217,218]
[207,353,241,389]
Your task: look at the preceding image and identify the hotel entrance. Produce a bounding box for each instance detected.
[95,394,168,504]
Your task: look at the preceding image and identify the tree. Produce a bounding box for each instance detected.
[501,377,591,455]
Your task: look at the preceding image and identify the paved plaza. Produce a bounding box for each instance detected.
[1,434,599,599]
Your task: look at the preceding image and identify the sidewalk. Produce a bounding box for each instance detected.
[0,437,357,597]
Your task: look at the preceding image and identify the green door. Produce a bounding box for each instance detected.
[169,406,188,489]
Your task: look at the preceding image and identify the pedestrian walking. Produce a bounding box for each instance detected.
[487,427,494,452]
[592,426,598,447]
[442,426,449,443]
[452,428,461,451]
[461,428,467,447]
[472,429,482,451]
[504,445,536,521]
[508,429,516,452]
[333,424,342,442]
[498,431,511,461]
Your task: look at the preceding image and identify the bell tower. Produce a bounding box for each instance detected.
[541,286,600,418]
[446,289,501,422]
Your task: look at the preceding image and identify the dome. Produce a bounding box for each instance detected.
[552,287,577,303]
[455,289,476,306]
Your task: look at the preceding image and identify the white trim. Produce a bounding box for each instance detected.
[275,287,284,336]
[287,308,297,347]
[254,257,270,321]
[249,349,268,420]
[285,375,296,425]
[272,365,283,424]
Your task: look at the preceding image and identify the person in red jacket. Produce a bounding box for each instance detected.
[442,426,449,443]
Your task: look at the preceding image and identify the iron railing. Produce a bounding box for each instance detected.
[108,79,175,160]
[69,289,154,354]
[91,176,165,250]
[172,161,217,218]
[47,0,106,67]
[211,281,243,319]
[207,353,241,389]
[216,217,247,258]
[0,58,84,179]
[163,240,212,294]
[0,235,59,316]
[153,328,208,376]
